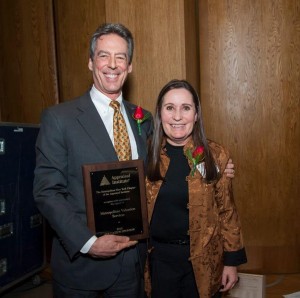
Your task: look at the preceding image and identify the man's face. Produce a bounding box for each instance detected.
[88,34,132,100]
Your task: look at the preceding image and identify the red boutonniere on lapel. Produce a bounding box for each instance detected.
[132,106,150,135]
[185,146,205,176]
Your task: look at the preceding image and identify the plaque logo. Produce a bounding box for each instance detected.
[100,176,110,186]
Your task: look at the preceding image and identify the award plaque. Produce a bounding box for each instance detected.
[82,159,149,240]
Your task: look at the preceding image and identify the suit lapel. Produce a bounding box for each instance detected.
[76,93,118,161]
[74,94,146,162]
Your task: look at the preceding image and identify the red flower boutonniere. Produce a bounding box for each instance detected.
[132,106,150,135]
[185,146,205,176]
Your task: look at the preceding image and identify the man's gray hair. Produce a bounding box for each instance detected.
[89,23,134,64]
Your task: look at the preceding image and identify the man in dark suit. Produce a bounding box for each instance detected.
[33,23,152,297]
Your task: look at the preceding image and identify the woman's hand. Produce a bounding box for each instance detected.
[224,158,235,178]
[220,266,239,292]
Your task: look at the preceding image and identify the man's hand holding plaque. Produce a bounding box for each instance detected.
[88,235,138,258]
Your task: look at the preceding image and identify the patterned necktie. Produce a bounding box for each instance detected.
[109,100,132,161]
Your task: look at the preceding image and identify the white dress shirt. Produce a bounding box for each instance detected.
[90,85,138,159]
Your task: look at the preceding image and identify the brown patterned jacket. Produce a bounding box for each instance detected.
[144,139,246,297]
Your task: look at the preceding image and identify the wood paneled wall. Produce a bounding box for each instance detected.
[0,0,198,120]
[105,0,199,113]
[199,0,300,273]
[55,0,199,111]
[53,0,105,101]
[0,0,58,123]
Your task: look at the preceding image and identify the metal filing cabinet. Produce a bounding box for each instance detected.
[0,123,45,294]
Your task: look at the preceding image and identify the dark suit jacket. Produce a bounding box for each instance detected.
[33,91,153,290]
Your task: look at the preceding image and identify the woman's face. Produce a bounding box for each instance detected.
[161,88,197,146]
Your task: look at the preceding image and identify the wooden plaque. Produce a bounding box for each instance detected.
[82,159,149,240]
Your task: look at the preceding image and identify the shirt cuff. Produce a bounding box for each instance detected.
[80,236,98,254]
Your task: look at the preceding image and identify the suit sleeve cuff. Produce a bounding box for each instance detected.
[223,247,247,266]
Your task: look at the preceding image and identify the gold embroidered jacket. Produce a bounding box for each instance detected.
[145,139,246,297]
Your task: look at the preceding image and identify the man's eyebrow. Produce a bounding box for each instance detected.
[97,50,109,55]
[115,52,127,57]
[96,50,127,56]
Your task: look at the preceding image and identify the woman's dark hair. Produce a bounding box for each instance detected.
[147,79,218,182]
[89,23,134,64]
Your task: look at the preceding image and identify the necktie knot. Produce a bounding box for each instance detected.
[109,100,120,111]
